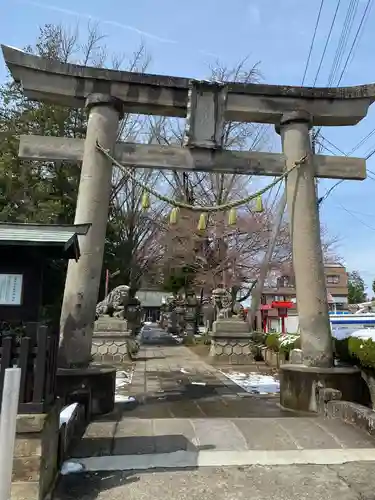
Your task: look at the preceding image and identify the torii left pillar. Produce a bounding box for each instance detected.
[59,94,124,367]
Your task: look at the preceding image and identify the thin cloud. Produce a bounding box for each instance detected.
[19,0,178,44]
[248,5,261,25]
[199,49,220,59]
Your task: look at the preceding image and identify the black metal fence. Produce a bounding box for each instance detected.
[0,322,58,413]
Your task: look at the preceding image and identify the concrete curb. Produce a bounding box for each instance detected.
[326,399,375,436]
[65,448,375,472]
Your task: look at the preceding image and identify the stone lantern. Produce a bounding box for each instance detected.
[175,296,186,336]
[124,296,142,337]
[201,297,215,332]
[185,290,198,342]
[166,295,178,334]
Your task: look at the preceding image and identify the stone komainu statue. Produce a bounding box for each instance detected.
[212,287,233,320]
[96,285,130,318]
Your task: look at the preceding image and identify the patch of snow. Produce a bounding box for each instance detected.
[223,371,280,395]
[116,369,133,386]
[59,403,78,428]
[350,329,375,341]
[171,335,183,344]
[60,461,85,475]
[116,379,128,389]
[279,334,299,347]
[115,395,136,403]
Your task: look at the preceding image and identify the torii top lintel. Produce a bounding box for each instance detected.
[2,44,375,126]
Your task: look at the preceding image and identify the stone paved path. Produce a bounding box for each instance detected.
[56,327,375,499]
[68,333,375,464]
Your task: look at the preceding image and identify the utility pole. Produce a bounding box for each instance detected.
[248,191,287,328]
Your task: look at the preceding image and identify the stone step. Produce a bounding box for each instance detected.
[70,417,375,459]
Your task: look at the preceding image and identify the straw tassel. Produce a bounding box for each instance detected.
[197,213,207,231]
[254,195,263,213]
[228,207,237,226]
[141,191,150,210]
[169,207,179,225]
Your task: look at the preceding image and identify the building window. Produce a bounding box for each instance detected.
[274,295,285,302]
[335,303,345,311]
[326,275,340,284]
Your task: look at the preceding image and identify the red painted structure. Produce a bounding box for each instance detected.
[260,301,294,333]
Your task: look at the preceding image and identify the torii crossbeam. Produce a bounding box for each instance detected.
[18,135,365,180]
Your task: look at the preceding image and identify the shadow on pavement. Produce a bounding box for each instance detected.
[54,471,141,500]
[96,369,301,420]
[70,433,215,458]
[56,436,213,500]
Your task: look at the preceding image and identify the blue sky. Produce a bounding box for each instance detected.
[2,0,375,291]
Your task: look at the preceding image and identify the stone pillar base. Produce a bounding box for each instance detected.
[279,364,362,412]
[92,317,130,363]
[209,319,254,365]
[12,404,59,500]
[57,365,116,416]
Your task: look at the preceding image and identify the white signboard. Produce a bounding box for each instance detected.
[0,274,23,305]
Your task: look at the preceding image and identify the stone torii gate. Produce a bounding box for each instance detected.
[2,45,373,409]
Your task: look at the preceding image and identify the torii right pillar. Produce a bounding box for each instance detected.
[277,110,363,412]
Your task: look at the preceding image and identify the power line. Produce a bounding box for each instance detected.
[301,0,326,86]
[327,0,360,86]
[316,136,375,207]
[348,127,375,155]
[319,1,374,160]
[334,200,375,231]
[313,0,343,86]
[365,146,375,160]
[337,0,374,85]
[320,136,346,155]
[314,0,361,152]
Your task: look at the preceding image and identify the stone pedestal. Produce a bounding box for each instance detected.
[280,364,362,412]
[209,319,254,364]
[11,405,59,500]
[57,365,116,417]
[91,316,130,363]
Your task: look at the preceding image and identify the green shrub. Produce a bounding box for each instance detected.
[265,333,280,352]
[348,337,375,369]
[279,334,301,356]
[183,335,196,346]
[195,332,211,345]
[251,331,267,345]
[333,338,355,364]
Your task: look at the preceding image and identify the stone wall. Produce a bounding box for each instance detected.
[12,404,59,500]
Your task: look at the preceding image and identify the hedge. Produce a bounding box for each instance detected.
[265,333,300,355]
[265,333,280,352]
[348,337,375,370]
[251,331,267,345]
[263,332,375,371]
